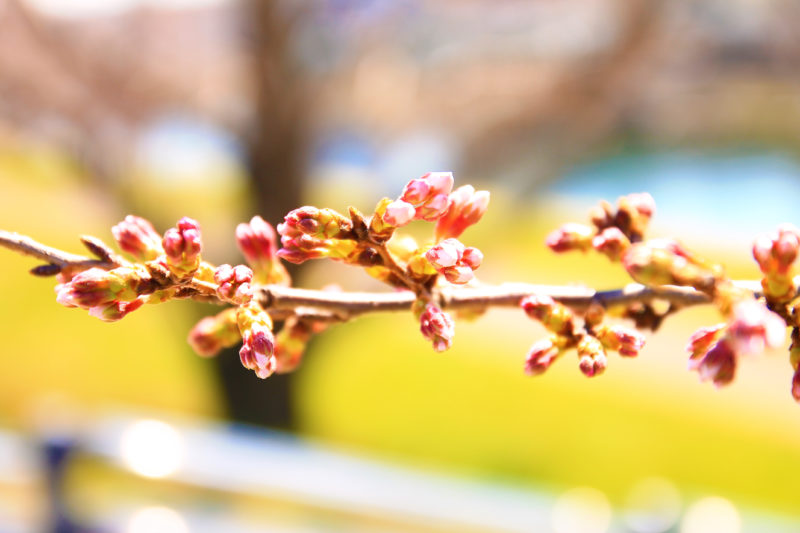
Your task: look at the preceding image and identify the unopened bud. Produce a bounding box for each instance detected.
[236,215,289,284]
[686,323,726,369]
[695,338,736,387]
[622,242,714,291]
[237,302,276,379]
[88,298,145,322]
[382,200,416,227]
[577,336,607,377]
[594,324,645,357]
[112,215,164,260]
[592,227,630,261]
[419,303,455,352]
[398,172,454,222]
[214,264,254,304]
[520,294,575,336]
[163,217,203,277]
[434,185,490,241]
[545,223,593,253]
[424,238,482,285]
[792,368,800,402]
[187,308,241,357]
[56,266,148,310]
[524,337,561,376]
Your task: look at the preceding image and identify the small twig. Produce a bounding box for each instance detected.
[0,230,116,271]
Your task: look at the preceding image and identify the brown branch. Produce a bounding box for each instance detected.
[1,229,767,322]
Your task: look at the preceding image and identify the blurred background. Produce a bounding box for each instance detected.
[2,0,800,531]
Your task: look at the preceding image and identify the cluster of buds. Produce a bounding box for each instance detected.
[376,172,489,241]
[419,303,455,352]
[236,215,290,285]
[687,300,785,387]
[546,192,655,258]
[276,206,357,265]
[753,224,800,304]
[163,217,203,278]
[521,294,645,378]
[56,266,154,322]
[382,172,454,227]
[236,302,277,379]
[424,238,483,284]
[214,264,254,305]
[111,215,164,261]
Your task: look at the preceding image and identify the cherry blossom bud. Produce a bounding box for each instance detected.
[753,224,800,275]
[382,200,416,227]
[592,227,630,261]
[112,215,164,260]
[214,264,254,304]
[520,294,575,336]
[237,302,276,379]
[577,336,607,377]
[277,207,358,264]
[56,266,148,309]
[594,324,645,357]
[426,239,463,268]
[434,185,490,241]
[236,215,289,284]
[792,368,800,403]
[419,303,455,352]
[753,224,800,302]
[461,247,483,269]
[398,172,454,222]
[424,238,482,285]
[686,323,726,369]
[727,300,785,355]
[524,337,560,376]
[622,242,715,291]
[88,298,145,322]
[545,223,593,253]
[695,338,736,387]
[188,308,241,357]
[163,217,203,277]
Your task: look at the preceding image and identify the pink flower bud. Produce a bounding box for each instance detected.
[520,294,575,336]
[753,224,800,275]
[592,227,630,261]
[792,368,800,403]
[214,264,254,304]
[595,325,645,357]
[235,216,289,284]
[686,324,726,369]
[397,172,455,222]
[382,200,416,227]
[187,308,241,357]
[696,338,736,387]
[163,217,203,277]
[237,303,276,379]
[419,303,455,352]
[524,337,560,376]
[727,300,785,356]
[55,266,147,310]
[88,298,145,322]
[426,239,463,269]
[545,223,593,253]
[622,242,714,291]
[461,247,483,269]
[577,336,607,377]
[112,215,164,260]
[435,185,490,241]
[441,265,475,284]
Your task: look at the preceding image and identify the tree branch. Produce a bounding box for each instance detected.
[1,229,768,323]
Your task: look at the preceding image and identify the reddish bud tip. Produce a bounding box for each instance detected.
[545,223,593,253]
[524,338,560,376]
[420,304,455,352]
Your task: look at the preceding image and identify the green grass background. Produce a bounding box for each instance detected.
[1,145,799,518]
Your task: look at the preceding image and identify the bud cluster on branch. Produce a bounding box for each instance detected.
[1,173,799,403]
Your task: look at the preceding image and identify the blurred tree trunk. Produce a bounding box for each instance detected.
[213,0,309,430]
